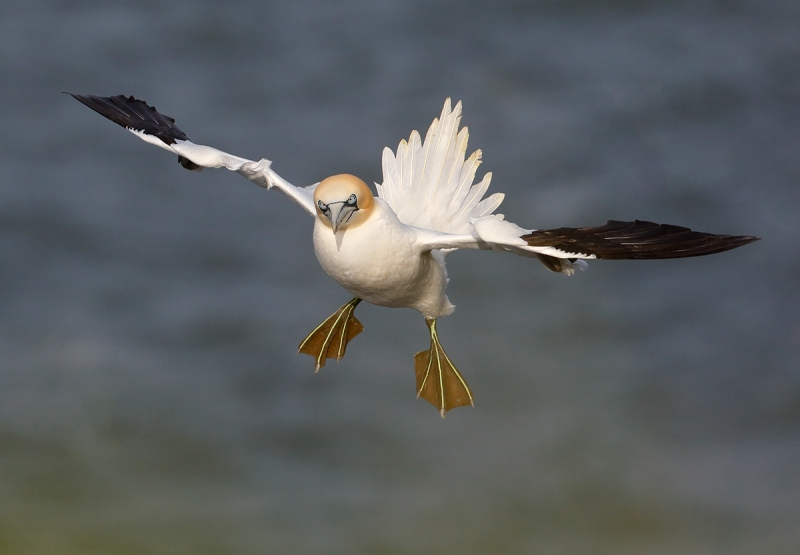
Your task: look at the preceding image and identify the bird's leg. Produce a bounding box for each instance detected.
[414,318,474,417]
[298,297,363,372]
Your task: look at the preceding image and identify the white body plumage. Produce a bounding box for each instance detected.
[313,194,454,319]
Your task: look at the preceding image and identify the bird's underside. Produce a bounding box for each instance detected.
[69,92,760,417]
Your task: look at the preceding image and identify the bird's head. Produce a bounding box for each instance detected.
[313,174,374,233]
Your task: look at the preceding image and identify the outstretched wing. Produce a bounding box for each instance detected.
[521,220,760,259]
[68,93,317,216]
[414,216,759,275]
[377,99,503,234]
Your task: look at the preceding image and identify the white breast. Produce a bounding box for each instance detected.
[312,199,454,318]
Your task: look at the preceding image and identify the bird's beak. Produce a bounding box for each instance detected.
[327,202,359,234]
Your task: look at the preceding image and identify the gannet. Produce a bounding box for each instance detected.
[69,93,759,416]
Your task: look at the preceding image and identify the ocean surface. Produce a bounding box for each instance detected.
[1,1,798,553]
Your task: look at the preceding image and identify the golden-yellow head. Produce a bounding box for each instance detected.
[313,174,374,233]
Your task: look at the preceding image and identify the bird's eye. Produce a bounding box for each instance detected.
[317,200,328,211]
[346,194,357,206]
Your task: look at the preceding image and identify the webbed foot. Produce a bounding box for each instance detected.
[298,297,363,371]
[414,319,474,417]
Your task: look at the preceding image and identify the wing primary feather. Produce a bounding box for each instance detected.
[426,100,461,205]
[452,171,493,222]
[421,98,455,204]
[418,117,438,201]
[522,220,760,259]
[449,149,481,211]
[394,140,406,192]
[66,93,189,146]
[471,192,504,219]
[443,127,469,203]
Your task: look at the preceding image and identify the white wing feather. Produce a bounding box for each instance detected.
[378,99,504,234]
[413,214,591,275]
[160,136,317,216]
[383,99,588,275]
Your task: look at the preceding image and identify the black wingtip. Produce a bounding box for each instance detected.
[729,235,761,249]
[523,220,761,260]
[67,92,191,145]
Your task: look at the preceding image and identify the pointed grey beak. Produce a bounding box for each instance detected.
[328,203,358,233]
[318,195,359,233]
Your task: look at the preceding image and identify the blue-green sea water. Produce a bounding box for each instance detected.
[1,1,798,553]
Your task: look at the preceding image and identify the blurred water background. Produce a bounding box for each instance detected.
[1,0,799,553]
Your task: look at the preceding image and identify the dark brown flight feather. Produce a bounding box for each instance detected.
[523,219,759,260]
[67,93,201,170]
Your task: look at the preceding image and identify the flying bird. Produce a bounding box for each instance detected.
[68,93,759,416]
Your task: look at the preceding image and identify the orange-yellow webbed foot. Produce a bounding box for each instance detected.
[298,297,363,371]
[414,319,474,417]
